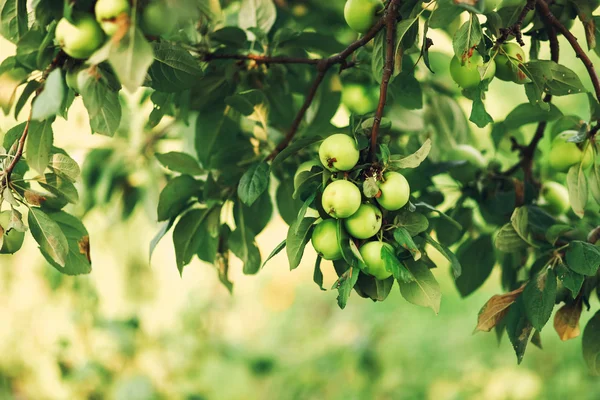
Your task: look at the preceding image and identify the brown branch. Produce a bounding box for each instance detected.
[537,0,600,107]
[263,0,402,160]
[369,1,398,161]
[496,0,537,46]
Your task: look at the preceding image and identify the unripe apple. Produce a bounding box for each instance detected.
[344,203,382,239]
[341,84,379,115]
[319,134,360,172]
[311,219,343,260]
[294,160,321,190]
[376,171,410,211]
[548,135,584,172]
[447,144,487,183]
[322,180,362,218]
[95,0,131,36]
[359,241,393,280]
[495,43,527,83]
[540,181,570,216]
[0,212,24,254]
[344,0,384,34]
[141,1,178,37]
[56,14,105,59]
[449,53,496,89]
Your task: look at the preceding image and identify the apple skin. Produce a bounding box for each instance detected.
[376,171,410,211]
[341,84,379,115]
[95,0,131,36]
[294,160,321,190]
[548,134,586,172]
[344,203,382,239]
[319,134,360,172]
[447,144,487,183]
[0,211,24,254]
[311,219,343,260]
[344,0,384,34]
[322,180,362,219]
[56,15,105,59]
[495,43,527,83]
[540,181,570,216]
[142,1,177,36]
[449,53,496,89]
[359,241,394,280]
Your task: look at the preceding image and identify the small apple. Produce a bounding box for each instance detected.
[540,181,570,216]
[449,52,496,89]
[141,1,178,37]
[322,180,362,218]
[548,134,584,172]
[56,14,105,59]
[495,43,528,83]
[294,160,322,190]
[0,211,24,254]
[341,84,379,115]
[376,171,410,211]
[359,241,394,280]
[447,144,487,183]
[95,0,131,36]
[311,219,343,260]
[344,203,382,239]
[319,134,360,172]
[344,0,384,34]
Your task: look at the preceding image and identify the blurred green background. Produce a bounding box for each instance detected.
[2,7,600,400]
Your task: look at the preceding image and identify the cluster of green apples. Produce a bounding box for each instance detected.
[300,134,411,280]
[548,132,594,172]
[56,0,176,60]
[343,0,383,33]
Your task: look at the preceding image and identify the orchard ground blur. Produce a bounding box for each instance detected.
[1,12,600,400]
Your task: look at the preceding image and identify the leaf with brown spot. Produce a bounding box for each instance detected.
[475,285,525,333]
[554,301,582,341]
[24,190,47,206]
[78,236,91,263]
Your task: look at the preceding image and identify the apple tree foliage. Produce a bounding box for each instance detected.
[1,0,600,372]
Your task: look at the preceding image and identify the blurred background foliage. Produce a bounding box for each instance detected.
[1,0,600,398]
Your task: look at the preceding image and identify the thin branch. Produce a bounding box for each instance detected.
[537,0,600,106]
[2,119,31,182]
[496,0,537,46]
[369,1,398,161]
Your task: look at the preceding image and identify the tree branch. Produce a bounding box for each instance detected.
[495,0,537,46]
[537,0,600,106]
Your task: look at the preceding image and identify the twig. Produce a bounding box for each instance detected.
[496,0,537,46]
[369,1,398,161]
[537,0,600,106]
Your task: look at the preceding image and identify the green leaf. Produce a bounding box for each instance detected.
[313,256,325,291]
[237,161,270,207]
[262,239,286,268]
[157,175,199,221]
[545,224,573,246]
[333,264,359,309]
[286,217,316,270]
[271,136,322,169]
[40,211,91,275]
[28,207,69,268]
[234,190,272,235]
[423,232,462,279]
[510,206,537,247]
[503,103,562,130]
[0,0,27,43]
[495,223,528,253]
[429,0,464,29]
[394,210,429,236]
[590,160,600,205]
[555,263,584,298]
[149,42,204,92]
[14,79,40,119]
[566,164,588,217]
[455,235,495,297]
[25,119,53,174]
[393,227,421,260]
[149,218,175,262]
[37,173,79,204]
[372,29,386,84]
[399,260,441,314]
[211,26,247,47]
[79,70,122,136]
[238,0,277,34]
[522,61,586,98]
[453,15,483,61]
[389,139,432,169]
[566,241,600,276]
[523,268,557,331]
[172,208,217,274]
[583,311,600,375]
[108,27,154,92]
[155,152,203,175]
[49,153,80,182]
[470,92,493,128]
[381,245,414,283]
[225,89,268,116]
[31,69,65,121]
[505,296,533,364]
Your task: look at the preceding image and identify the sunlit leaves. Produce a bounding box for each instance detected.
[31,69,64,121]
[149,42,203,92]
[28,207,69,268]
[398,260,441,314]
[475,286,524,333]
[237,161,270,207]
[25,119,53,174]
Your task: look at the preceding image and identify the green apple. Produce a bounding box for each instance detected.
[548,134,584,172]
[319,134,360,172]
[495,43,528,83]
[0,211,24,254]
[141,1,178,36]
[95,0,131,36]
[359,241,393,280]
[322,180,362,218]
[341,84,379,115]
[56,14,105,59]
[447,144,487,183]
[449,52,496,89]
[294,160,321,190]
[344,203,382,239]
[540,181,570,216]
[344,0,384,34]
[311,219,343,260]
[376,171,410,211]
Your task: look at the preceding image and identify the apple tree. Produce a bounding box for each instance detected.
[1,0,600,372]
